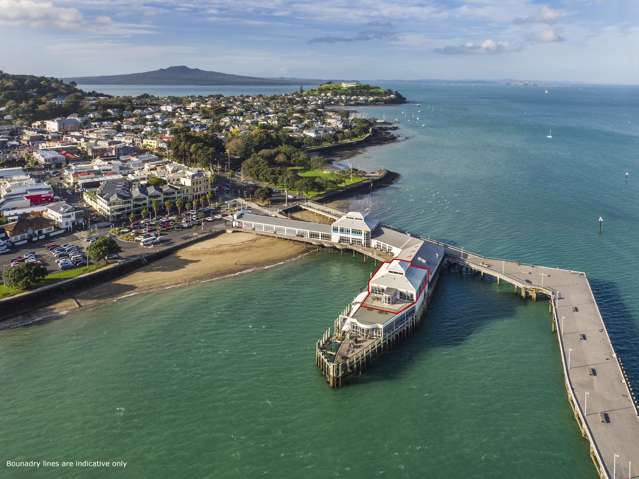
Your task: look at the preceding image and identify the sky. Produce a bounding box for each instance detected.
[1,0,639,84]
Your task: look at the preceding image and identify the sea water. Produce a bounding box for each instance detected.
[3,82,639,478]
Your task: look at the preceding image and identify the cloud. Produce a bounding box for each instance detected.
[513,5,564,24]
[532,28,565,43]
[0,0,82,29]
[0,0,155,35]
[435,39,516,55]
[309,21,395,44]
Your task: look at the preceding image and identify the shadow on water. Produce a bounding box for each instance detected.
[347,270,531,386]
[590,278,639,389]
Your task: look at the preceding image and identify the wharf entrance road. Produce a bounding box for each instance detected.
[441,245,639,479]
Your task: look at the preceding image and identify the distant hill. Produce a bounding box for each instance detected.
[66,66,323,86]
[0,70,97,123]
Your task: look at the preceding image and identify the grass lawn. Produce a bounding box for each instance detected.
[298,168,367,186]
[0,264,105,299]
[0,284,21,299]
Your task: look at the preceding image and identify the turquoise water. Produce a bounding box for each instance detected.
[3,82,639,478]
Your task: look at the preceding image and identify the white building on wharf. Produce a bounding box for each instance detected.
[233,210,426,257]
[231,209,446,387]
[335,238,444,341]
[233,212,332,241]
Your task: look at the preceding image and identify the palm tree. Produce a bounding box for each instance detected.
[185,201,192,212]
[192,198,199,211]
[176,198,184,216]
[164,200,172,215]
[206,191,213,207]
[141,207,149,219]
[128,212,137,226]
[151,199,159,218]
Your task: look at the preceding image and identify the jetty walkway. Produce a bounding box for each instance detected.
[230,203,638,479]
[440,244,639,479]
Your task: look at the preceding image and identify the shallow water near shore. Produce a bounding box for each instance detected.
[3,82,639,478]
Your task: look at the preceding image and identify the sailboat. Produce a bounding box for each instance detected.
[546,128,553,139]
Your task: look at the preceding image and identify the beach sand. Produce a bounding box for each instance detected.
[1,233,313,329]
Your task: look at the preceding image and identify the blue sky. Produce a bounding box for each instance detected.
[1,0,639,84]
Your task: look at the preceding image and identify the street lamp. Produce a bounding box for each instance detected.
[561,316,566,334]
[614,454,620,479]
[568,348,573,369]
[628,461,631,479]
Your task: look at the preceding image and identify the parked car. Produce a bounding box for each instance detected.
[140,237,156,247]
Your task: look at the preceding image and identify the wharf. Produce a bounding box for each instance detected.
[231,204,639,479]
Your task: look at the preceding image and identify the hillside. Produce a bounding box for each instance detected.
[0,71,96,124]
[66,66,323,86]
[305,82,406,104]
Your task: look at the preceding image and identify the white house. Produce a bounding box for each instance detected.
[330,212,378,246]
[43,201,79,230]
[34,150,66,168]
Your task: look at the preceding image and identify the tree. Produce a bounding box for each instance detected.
[147,176,167,187]
[141,207,149,219]
[206,191,213,207]
[3,263,47,290]
[129,212,137,226]
[225,136,249,159]
[151,199,159,218]
[87,236,121,263]
[192,198,199,211]
[255,187,272,203]
[176,198,184,216]
[164,200,172,215]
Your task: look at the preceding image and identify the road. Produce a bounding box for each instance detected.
[0,219,227,273]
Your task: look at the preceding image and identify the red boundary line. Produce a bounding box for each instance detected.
[361,258,432,316]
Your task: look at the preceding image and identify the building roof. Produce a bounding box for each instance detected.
[238,212,331,234]
[4,215,55,237]
[98,179,131,201]
[370,258,427,295]
[46,201,75,215]
[372,226,420,249]
[332,211,378,232]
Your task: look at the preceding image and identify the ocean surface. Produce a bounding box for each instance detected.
[3,82,639,478]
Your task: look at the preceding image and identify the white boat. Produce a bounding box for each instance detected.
[547,128,553,139]
[545,89,549,94]
[626,170,630,178]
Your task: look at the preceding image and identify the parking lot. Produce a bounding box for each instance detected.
[0,216,227,274]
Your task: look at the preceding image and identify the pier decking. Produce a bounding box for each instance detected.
[442,246,639,479]
[231,207,639,479]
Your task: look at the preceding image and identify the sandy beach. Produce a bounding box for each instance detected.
[1,233,313,329]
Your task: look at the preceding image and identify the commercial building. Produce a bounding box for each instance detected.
[0,178,54,212]
[44,118,81,133]
[83,179,182,222]
[43,201,79,230]
[3,215,57,244]
[33,150,66,168]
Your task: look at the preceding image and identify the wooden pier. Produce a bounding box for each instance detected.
[230,208,639,479]
[441,244,639,479]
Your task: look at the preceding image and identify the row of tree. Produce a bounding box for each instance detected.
[128,193,214,224]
